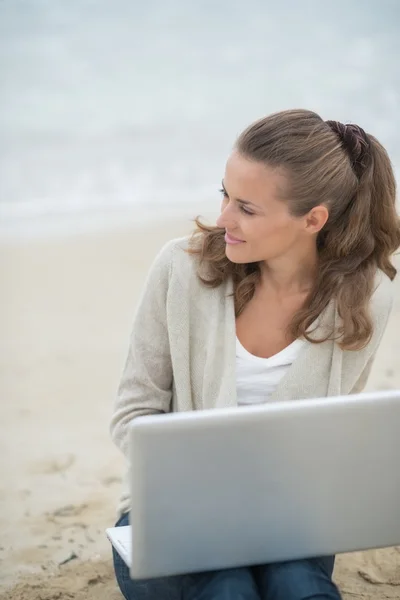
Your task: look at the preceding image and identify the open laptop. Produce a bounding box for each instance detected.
[107,389,400,579]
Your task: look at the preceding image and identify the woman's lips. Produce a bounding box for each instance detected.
[225,232,245,245]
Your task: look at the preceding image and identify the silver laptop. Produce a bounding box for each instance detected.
[107,389,400,580]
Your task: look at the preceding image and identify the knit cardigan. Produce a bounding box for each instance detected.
[110,236,393,516]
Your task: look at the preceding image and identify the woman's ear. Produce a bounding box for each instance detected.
[305,205,329,234]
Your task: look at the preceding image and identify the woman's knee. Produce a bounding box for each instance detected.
[112,513,130,598]
[113,544,134,599]
[256,556,341,600]
[185,567,260,600]
[112,513,153,599]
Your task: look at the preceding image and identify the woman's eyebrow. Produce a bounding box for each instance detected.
[221,180,260,208]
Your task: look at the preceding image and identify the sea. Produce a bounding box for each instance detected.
[0,0,399,238]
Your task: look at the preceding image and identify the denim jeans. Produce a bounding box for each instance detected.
[112,513,342,600]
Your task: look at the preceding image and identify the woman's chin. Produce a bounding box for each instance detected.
[225,245,250,264]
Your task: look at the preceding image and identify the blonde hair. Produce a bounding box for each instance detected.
[188,109,400,350]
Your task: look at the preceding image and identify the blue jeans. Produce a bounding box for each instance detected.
[112,513,342,599]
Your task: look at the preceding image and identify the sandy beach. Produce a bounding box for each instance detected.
[1,221,399,600]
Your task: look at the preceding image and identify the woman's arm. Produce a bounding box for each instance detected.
[349,271,394,395]
[110,241,175,457]
[349,356,375,394]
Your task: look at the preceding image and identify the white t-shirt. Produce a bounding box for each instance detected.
[236,336,304,406]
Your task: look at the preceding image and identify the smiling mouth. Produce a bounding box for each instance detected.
[225,232,245,245]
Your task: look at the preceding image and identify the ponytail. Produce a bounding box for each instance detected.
[366,134,400,279]
[324,120,400,280]
[312,121,400,349]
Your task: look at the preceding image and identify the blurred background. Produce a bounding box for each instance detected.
[1,2,400,599]
[1,0,399,238]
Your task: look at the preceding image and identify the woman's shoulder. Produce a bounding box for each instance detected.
[371,269,394,312]
[149,234,203,286]
[154,235,196,269]
[154,234,230,301]
[370,269,395,331]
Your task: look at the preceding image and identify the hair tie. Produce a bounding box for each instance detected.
[325,120,371,178]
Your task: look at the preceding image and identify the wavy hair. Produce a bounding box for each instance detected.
[188,109,400,350]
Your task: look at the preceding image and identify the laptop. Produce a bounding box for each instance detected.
[107,389,400,580]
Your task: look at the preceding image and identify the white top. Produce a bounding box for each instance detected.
[236,336,305,406]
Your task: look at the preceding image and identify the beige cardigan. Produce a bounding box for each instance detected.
[111,236,394,516]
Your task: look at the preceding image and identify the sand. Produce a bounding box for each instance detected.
[1,221,399,599]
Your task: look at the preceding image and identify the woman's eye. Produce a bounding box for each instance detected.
[219,187,227,197]
[219,188,254,216]
[239,205,254,216]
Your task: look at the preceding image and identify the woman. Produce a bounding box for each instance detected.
[110,109,400,600]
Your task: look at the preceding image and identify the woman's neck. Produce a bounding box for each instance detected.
[259,247,318,297]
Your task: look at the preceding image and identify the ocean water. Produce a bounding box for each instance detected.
[0,0,399,237]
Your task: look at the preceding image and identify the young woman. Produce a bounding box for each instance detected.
[110,109,400,600]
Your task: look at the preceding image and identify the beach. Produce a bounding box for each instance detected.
[0,221,399,599]
[1,0,400,596]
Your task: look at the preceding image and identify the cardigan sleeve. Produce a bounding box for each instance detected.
[349,270,394,394]
[349,355,375,394]
[110,240,176,457]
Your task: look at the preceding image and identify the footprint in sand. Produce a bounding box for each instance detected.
[357,547,400,586]
[29,454,76,475]
[101,476,122,486]
[50,504,89,519]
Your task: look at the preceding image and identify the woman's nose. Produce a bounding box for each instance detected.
[216,205,235,230]
[216,213,225,228]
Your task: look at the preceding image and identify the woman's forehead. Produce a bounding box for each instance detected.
[224,152,288,202]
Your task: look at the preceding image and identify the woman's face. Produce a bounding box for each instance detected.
[216,151,315,265]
